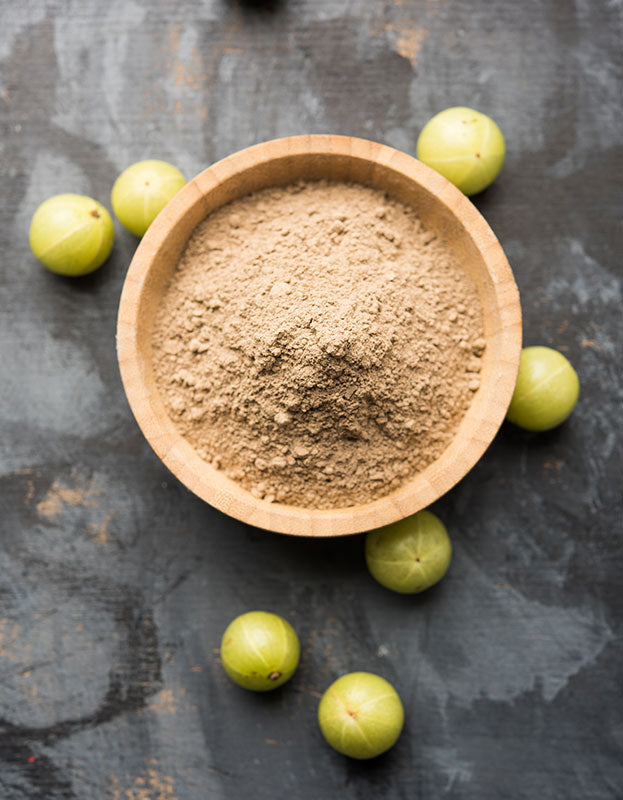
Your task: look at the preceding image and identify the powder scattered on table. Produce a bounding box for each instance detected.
[152,181,485,508]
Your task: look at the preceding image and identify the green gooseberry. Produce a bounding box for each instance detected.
[417,106,506,195]
[220,611,300,691]
[365,509,452,594]
[111,159,186,237]
[318,672,404,759]
[506,346,580,431]
[29,193,114,276]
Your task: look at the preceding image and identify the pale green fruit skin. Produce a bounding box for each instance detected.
[417,107,506,195]
[366,510,452,594]
[506,346,580,431]
[318,672,404,759]
[220,611,300,691]
[29,194,114,276]
[111,160,186,236]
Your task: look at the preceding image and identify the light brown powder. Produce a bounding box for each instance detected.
[152,181,485,509]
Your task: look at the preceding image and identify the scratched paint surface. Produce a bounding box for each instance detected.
[1,1,622,798]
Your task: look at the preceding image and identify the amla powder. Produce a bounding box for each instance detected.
[152,181,485,509]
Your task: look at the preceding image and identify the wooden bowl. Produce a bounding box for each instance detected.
[117,135,521,536]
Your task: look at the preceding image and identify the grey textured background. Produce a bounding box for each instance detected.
[1,1,622,798]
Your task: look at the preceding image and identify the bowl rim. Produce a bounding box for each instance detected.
[117,134,522,537]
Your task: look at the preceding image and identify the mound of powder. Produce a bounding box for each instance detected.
[152,181,485,509]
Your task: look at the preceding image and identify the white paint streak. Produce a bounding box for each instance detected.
[545,239,621,310]
[424,746,473,792]
[52,0,146,153]
[17,151,90,226]
[218,52,238,85]
[0,4,48,60]
[3,317,114,438]
[416,550,613,708]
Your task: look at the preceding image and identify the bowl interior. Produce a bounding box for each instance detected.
[117,136,521,536]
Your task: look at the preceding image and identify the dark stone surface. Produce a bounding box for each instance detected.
[1,1,621,798]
